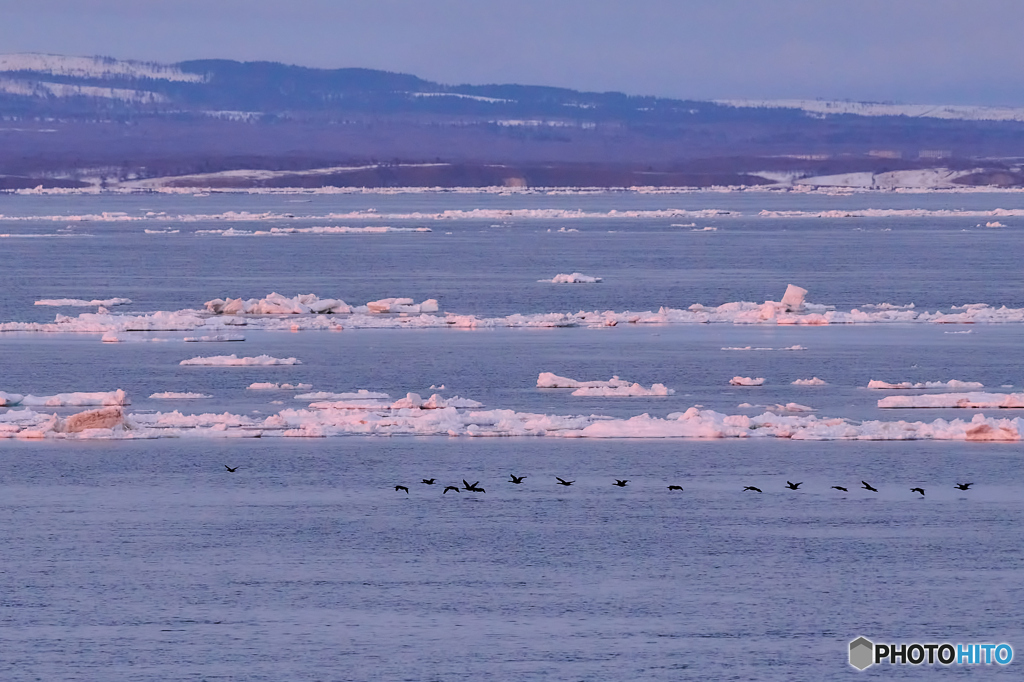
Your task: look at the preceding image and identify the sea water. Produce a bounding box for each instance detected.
[1,189,1022,680]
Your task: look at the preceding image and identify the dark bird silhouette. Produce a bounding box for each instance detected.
[395,485,409,494]
[832,486,848,492]
[861,481,879,492]
[224,465,239,472]
[667,485,683,491]
[555,477,575,486]
[443,485,460,494]
[955,483,973,490]
[911,487,925,496]
[743,486,762,493]
[421,478,436,485]
[509,475,526,484]
[785,481,803,490]
[463,480,485,492]
[613,479,629,487]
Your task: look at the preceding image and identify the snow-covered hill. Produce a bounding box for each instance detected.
[0,53,204,83]
[717,98,1024,123]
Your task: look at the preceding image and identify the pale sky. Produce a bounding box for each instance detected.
[2,0,1023,105]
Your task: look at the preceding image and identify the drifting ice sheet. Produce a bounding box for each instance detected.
[878,392,1024,408]
[868,379,985,390]
[730,377,765,386]
[792,378,828,386]
[247,382,312,390]
[541,273,603,283]
[536,373,673,396]
[12,286,1024,336]
[0,389,129,407]
[295,390,391,400]
[35,297,131,307]
[184,334,245,342]
[149,392,212,399]
[2,391,1021,442]
[180,355,301,366]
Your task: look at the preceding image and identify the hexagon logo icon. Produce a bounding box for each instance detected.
[849,637,874,670]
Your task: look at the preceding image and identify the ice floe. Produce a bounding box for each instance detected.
[194,226,431,236]
[0,389,128,407]
[541,273,603,283]
[149,392,212,399]
[247,382,313,390]
[183,334,245,342]
[730,377,765,386]
[792,378,828,386]
[9,285,1024,336]
[878,392,1024,409]
[868,379,984,390]
[365,298,439,314]
[295,390,391,401]
[722,345,808,351]
[205,292,353,315]
[35,297,131,307]
[180,354,301,366]
[203,292,439,316]
[536,373,674,396]
[2,390,1023,441]
[571,384,674,397]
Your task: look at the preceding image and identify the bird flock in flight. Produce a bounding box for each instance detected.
[385,475,976,497]
[221,465,974,497]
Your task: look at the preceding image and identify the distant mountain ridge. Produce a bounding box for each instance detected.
[3,53,1024,189]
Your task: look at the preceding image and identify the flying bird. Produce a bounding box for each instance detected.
[463,480,485,492]
[861,481,879,492]
[785,481,803,490]
[443,486,460,494]
[224,465,239,472]
[743,486,762,493]
[509,475,526,484]
[421,478,436,485]
[395,485,409,494]
[613,479,629,487]
[832,486,848,492]
[667,485,683,491]
[955,483,973,490]
[555,477,575,486]
[911,487,925,496]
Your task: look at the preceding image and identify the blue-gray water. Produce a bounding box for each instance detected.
[1,191,1022,680]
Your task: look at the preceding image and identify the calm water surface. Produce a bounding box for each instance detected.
[1,191,1022,680]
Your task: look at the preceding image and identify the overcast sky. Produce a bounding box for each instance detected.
[2,0,1022,105]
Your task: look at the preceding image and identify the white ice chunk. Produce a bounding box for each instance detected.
[35,297,132,307]
[537,372,632,389]
[541,273,603,283]
[868,379,985,390]
[0,391,25,406]
[571,383,674,397]
[149,392,213,399]
[295,390,391,400]
[792,377,828,386]
[247,382,313,390]
[537,372,672,395]
[180,354,301,366]
[20,389,129,406]
[184,334,245,342]
[878,392,1024,408]
[730,377,765,386]
[780,284,808,311]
